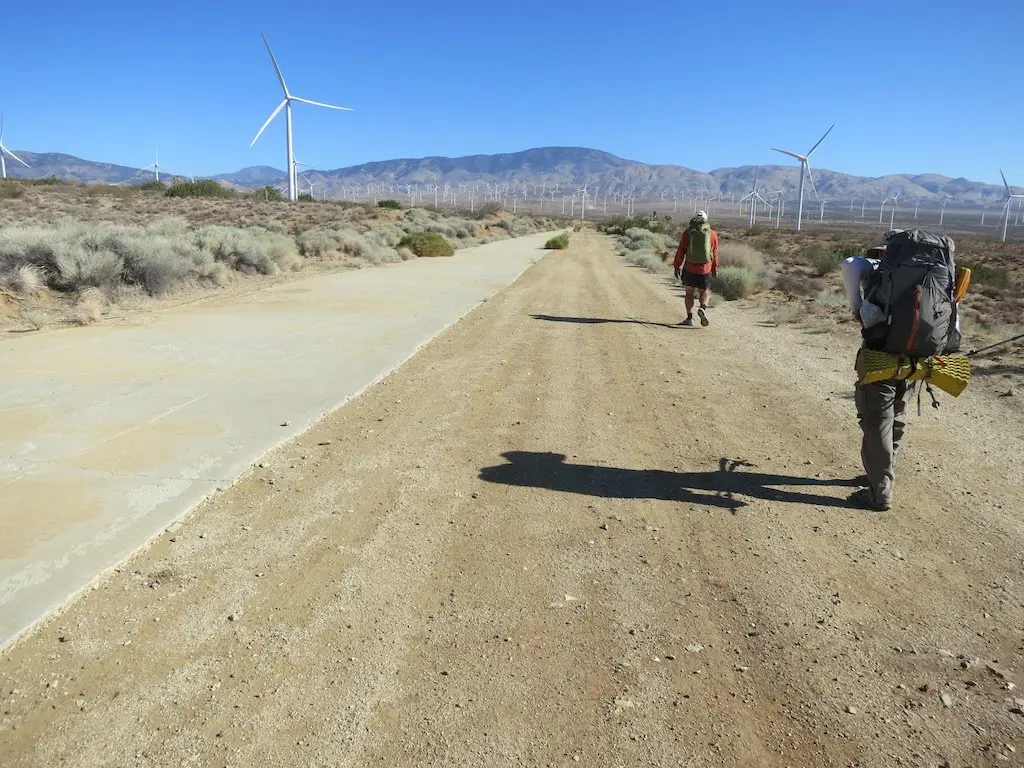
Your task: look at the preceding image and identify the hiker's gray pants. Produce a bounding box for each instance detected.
[855,379,915,506]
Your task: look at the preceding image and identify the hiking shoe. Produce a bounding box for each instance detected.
[679,316,694,327]
[849,487,891,512]
[698,307,710,327]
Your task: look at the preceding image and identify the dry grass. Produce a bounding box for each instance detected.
[718,242,766,274]
[71,288,105,325]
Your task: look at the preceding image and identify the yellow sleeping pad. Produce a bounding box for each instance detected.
[856,349,971,397]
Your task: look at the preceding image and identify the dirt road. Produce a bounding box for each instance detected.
[2,232,1022,767]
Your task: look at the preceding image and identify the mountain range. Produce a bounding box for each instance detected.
[1,146,1015,209]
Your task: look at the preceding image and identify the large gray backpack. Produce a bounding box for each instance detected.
[863,229,960,356]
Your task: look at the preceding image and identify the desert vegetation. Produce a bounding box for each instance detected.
[544,233,570,250]
[0,182,557,331]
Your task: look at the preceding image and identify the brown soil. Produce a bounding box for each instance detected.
[1,232,1022,767]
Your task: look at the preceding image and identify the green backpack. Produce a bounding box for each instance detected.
[686,221,712,265]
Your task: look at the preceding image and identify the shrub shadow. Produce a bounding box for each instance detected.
[479,452,860,513]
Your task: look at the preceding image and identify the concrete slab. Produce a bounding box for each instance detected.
[0,233,552,648]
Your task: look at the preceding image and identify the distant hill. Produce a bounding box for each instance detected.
[1,146,1016,209]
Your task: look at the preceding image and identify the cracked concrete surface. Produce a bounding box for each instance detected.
[0,234,551,647]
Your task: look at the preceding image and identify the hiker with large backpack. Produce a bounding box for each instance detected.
[842,229,964,511]
[673,210,719,327]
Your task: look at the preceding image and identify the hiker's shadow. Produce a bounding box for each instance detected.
[479,452,859,513]
[531,314,681,330]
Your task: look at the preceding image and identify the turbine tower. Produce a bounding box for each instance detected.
[144,149,171,183]
[250,34,351,202]
[0,114,30,180]
[771,124,834,231]
[999,170,1024,242]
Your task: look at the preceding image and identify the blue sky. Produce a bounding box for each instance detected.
[3,0,1022,185]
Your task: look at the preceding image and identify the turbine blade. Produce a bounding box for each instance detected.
[771,148,805,162]
[806,164,821,202]
[290,97,352,111]
[1001,169,1012,197]
[806,124,835,157]
[250,100,287,147]
[261,34,291,97]
[3,146,30,168]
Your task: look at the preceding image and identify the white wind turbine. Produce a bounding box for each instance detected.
[771,124,834,231]
[250,34,351,203]
[0,114,30,179]
[999,170,1024,242]
[739,167,769,227]
[144,149,171,183]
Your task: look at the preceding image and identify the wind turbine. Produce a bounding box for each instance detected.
[739,167,769,227]
[144,149,171,183]
[888,192,900,230]
[250,33,351,202]
[0,115,30,180]
[999,170,1024,242]
[771,124,834,231]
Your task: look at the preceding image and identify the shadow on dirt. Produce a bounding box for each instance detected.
[530,314,682,329]
[479,452,860,513]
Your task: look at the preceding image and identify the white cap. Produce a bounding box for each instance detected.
[695,210,708,221]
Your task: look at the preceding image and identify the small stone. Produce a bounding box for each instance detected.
[846,705,858,714]
[941,693,953,708]
[986,662,1011,680]
[228,612,242,622]
[685,644,705,654]
[440,670,450,676]
[599,522,609,531]
[735,665,749,673]
[281,421,291,427]
[665,654,677,661]
[318,440,332,446]
[471,492,480,499]
[166,522,182,534]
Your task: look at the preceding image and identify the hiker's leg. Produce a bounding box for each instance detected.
[856,380,898,507]
[892,381,914,455]
[684,287,695,315]
[699,288,711,309]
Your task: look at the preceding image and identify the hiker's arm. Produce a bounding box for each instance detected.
[711,231,720,275]
[673,232,688,276]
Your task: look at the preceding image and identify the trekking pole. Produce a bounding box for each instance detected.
[966,332,1024,358]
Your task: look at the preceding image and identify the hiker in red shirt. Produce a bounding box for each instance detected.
[672,210,719,327]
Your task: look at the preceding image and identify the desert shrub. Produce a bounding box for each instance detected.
[377,199,403,210]
[0,181,24,199]
[248,186,286,203]
[192,226,300,274]
[5,264,43,294]
[718,242,766,274]
[598,214,677,237]
[297,193,314,203]
[545,233,570,250]
[711,266,758,300]
[166,179,236,199]
[71,288,105,325]
[959,259,1011,290]
[618,227,676,255]
[398,231,454,258]
[624,251,669,273]
[28,175,63,186]
[811,249,851,276]
[471,202,502,219]
[139,180,167,192]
